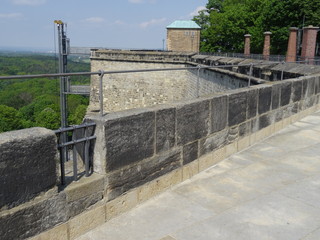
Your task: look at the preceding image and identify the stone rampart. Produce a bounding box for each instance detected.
[0,127,57,209]
[2,52,320,240]
[90,52,260,113]
[86,73,320,204]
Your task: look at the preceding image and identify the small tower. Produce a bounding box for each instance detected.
[166,20,201,52]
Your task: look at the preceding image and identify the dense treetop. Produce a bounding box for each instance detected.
[193,0,320,54]
[0,54,90,133]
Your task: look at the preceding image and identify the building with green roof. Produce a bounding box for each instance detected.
[166,20,201,52]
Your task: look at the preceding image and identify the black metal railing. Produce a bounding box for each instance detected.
[54,122,96,185]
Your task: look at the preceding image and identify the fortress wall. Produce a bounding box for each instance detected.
[89,59,252,113]
[1,73,320,240]
[87,73,320,204]
[0,127,57,210]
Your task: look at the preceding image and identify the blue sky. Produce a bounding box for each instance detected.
[1,0,207,51]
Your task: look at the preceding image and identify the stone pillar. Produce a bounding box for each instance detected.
[301,25,319,63]
[286,27,299,62]
[244,34,251,57]
[263,31,272,60]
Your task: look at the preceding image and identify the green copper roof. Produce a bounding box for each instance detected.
[167,20,201,29]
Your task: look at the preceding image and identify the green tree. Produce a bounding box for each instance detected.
[194,0,320,54]
[35,106,60,130]
[0,105,23,132]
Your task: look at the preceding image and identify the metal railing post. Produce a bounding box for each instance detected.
[99,70,105,117]
[72,126,78,181]
[281,61,285,80]
[197,65,201,98]
[84,123,90,177]
[248,63,253,87]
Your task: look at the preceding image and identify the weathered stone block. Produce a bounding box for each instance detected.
[292,80,302,102]
[247,89,258,119]
[227,126,238,143]
[258,86,272,114]
[281,81,292,106]
[199,129,228,156]
[239,121,251,137]
[302,78,308,99]
[69,205,106,240]
[183,141,198,165]
[156,108,176,153]
[259,114,271,130]
[107,149,181,200]
[105,111,155,172]
[0,192,67,240]
[228,91,247,126]
[68,192,104,218]
[211,95,228,133]
[314,76,320,94]
[251,117,259,133]
[272,84,281,110]
[0,128,57,209]
[177,100,210,145]
[306,77,315,97]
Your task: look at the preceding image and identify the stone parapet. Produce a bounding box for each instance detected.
[0,127,57,210]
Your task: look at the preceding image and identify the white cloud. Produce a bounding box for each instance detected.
[83,17,105,24]
[189,6,207,17]
[11,0,46,6]
[0,13,23,19]
[140,18,166,28]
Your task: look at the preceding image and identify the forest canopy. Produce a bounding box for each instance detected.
[193,0,320,54]
[0,54,90,133]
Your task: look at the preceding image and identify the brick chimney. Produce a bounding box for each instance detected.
[263,31,272,60]
[244,34,251,57]
[301,25,319,63]
[286,27,298,62]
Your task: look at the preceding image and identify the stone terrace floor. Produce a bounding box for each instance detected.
[77,111,320,240]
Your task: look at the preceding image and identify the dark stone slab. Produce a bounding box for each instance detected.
[0,192,67,240]
[272,84,281,110]
[259,114,271,130]
[156,108,176,153]
[0,128,57,209]
[183,141,198,165]
[247,89,258,119]
[306,77,315,98]
[228,91,247,126]
[302,79,308,99]
[68,192,103,218]
[292,81,302,102]
[251,117,259,133]
[105,111,155,172]
[258,86,272,114]
[239,121,251,137]
[199,129,228,156]
[107,149,181,200]
[211,95,228,133]
[314,77,320,94]
[274,109,283,122]
[228,126,239,143]
[281,81,292,106]
[177,100,210,145]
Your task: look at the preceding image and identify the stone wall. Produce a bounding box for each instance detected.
[166,28,201,52]
[90,57,256,113]
[1,73,320,240]
[0,127,57,209]
[87,73,320,203]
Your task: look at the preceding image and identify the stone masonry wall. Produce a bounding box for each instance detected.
[2,73,320,240]
[87,73,320,202]
[0,127,57,210]
[90,60,252,113]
